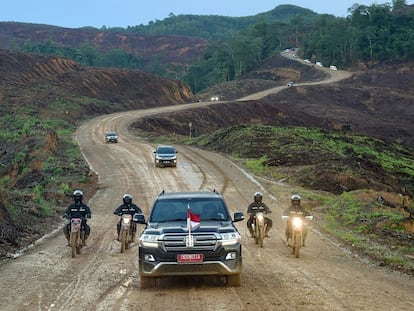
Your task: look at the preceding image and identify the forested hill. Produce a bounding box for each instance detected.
[2,2,414,92]
[126,5,318,40]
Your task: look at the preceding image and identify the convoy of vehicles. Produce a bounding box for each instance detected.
[97,48,324,286]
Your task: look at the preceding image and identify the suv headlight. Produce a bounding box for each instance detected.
[139,234,159,248]
[220,232,241,246]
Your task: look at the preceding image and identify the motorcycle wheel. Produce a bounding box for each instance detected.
[258,226,264,248]
[120,229,127,253]
[125,231,130,250]
[293,233,301,258]
[76,232,81,254]
[70,233,77,258]
[254,226,259,244]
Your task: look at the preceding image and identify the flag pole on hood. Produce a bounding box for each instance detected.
[186,204,200,247]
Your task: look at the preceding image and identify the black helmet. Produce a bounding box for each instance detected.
[123,194,132,205]
[291,194,301,204]
[254,191,263,203]
[73,189,83,204]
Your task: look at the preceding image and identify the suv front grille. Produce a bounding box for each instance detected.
[162,233,218,252]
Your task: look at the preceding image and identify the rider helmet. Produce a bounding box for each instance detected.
[291,194,301,205]
[123,194,132,205]
[73,189,83,204]
[254,191,263,203]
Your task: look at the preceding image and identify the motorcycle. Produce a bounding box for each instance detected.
[119,213,138,253]
[282,213,313,258]
[69,218,84,258]
[251,207,267,247]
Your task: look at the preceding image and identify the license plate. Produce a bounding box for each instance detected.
[177,254,204,263]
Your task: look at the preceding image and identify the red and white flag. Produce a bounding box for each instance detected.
[187,205,200,231]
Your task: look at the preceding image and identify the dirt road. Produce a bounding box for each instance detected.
[0,64,413,311]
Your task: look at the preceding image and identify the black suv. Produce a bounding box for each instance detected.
[135,190,244,288]
[154,145,177,167]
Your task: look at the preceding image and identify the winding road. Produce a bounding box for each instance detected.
[0,55,413,311]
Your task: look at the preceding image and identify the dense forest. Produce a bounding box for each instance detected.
[16,1,414,92]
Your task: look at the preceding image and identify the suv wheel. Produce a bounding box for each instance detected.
[140,276,156,289]
[226,274,241,287]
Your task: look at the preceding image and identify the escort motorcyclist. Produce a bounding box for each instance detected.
[63,190,92,245]
[246,191,273,238]
[113,194,142,240]
[282,194,312,246]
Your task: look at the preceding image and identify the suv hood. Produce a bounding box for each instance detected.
[157,153,176,157]
[146,221,235,234]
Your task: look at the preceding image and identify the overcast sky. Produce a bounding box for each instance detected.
[1,1,412,29]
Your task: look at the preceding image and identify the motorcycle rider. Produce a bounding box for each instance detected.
[113,194,142,241]
[63,190,92,245]
[282,194,312,246]
[247,191,273,238]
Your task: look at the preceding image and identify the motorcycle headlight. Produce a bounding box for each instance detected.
[139,234,159,248]
[293,217,303,229]
[220,232,241,246]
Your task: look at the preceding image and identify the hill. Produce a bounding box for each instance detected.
[0,49,413,274]
[0,49,192,257]
[0,22,208,78]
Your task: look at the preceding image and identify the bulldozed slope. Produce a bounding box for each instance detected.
[0,49,193,257]
[0,49,193,111]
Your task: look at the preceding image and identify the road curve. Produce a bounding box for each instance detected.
[0,56,413,311]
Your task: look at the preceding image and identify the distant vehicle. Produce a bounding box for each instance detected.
[316,62,323,67]
[105,132,118,143]
[304,59,311,64]
[154,145,178,167]
[292,54,298,58]
[210,96,219,101]
[287,81,295,87]
[329,65,338,71]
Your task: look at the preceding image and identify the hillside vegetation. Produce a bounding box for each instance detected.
[0,50,192,257]
[0,2,413,274]
[2,3,413,92]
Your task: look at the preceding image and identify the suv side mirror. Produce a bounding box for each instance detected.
[133,213,146,224]
[233,212,244,223]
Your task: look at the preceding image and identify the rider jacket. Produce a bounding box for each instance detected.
[282,205,311,219]
[247,202,271,217]
[114,203,142,216]
[65,203,92,220]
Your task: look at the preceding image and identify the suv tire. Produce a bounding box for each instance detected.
[227,274,241,287]
[140,276,156,289]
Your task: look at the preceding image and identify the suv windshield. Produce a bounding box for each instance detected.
[150,198,229,222]
[157,146,175,154]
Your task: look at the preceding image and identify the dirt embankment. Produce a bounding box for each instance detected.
[0,49,193,258]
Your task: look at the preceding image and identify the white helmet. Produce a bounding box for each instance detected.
[291,194,301,202]
[254,192,263,202]
[73,190,83,203]
[123,194,132,205]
